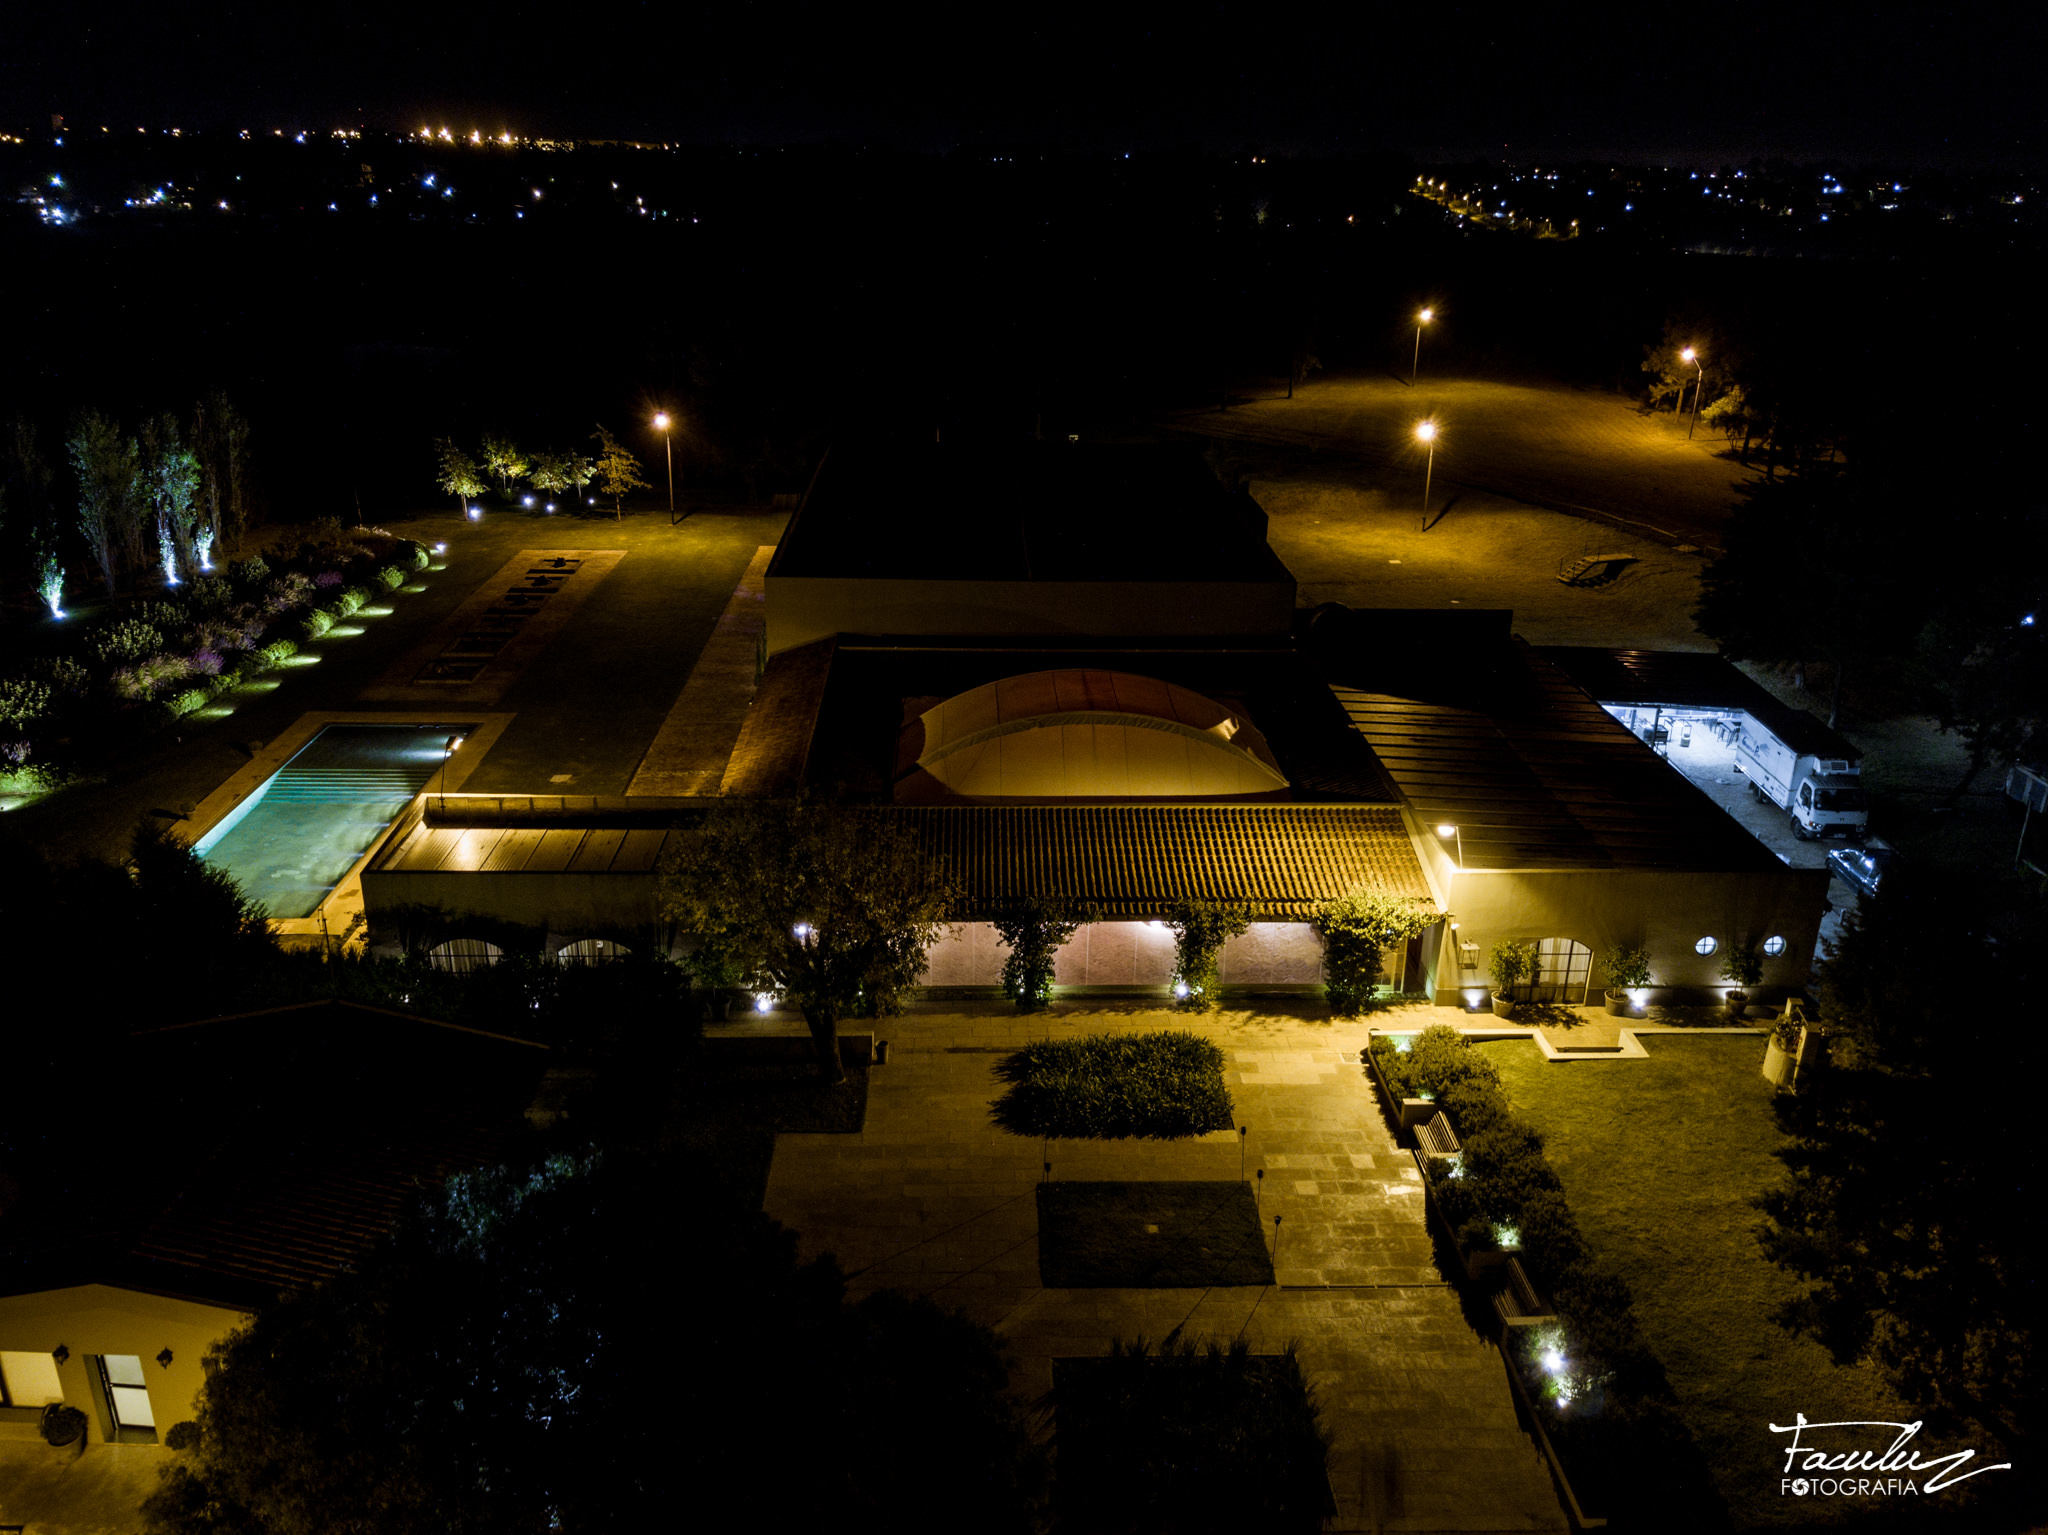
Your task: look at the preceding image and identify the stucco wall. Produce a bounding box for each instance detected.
[919,920,1324,989]
[765,576,1297,656]
[0,1285,245,1443]
[1434,866,1829,1003]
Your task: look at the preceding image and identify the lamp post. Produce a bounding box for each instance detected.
[1412,307,1433,386]
[1678,347,1704,437]
[1415,420,1438,531]
[652,412,676,523]
[435,733,463,815]
[1435,821,1464,870]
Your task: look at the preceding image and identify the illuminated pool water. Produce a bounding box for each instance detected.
[195,724,463,919]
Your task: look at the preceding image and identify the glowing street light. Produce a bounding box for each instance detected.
[1412,307,1434,386]
[1415,419,1438,531]
[652,411,676,523]
[1435,821,1464,869]
[1679,346,1706,439]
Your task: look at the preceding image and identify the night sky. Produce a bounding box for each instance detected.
[4,2,2044,167]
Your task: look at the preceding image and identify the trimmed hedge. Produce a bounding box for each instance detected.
[1370,1026,1720,1523]
[257,638,299,667]
[333,585,369,617]
[991,1030,1235,1139]
[378,563,408,589]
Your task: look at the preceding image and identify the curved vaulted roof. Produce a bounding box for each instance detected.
[910,669,1288,800]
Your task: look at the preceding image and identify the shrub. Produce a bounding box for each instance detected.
[190,647,224,676]
[298,608,335,641]
[0,678,53,730]
[1487,939,1535,994]
[90,619,166,667]
[378,563,408,589]
[166,685,215,719]
[313,570,345,589]
[992,895,1097,1012]
[257,638,298,667]
[989,1030,1234,1139]
[1600,944,1652,992]
[1719,942,1763,988]
[185,574,234,613]
[228,554,270,587]
[333,586,370,617]
[407,542,431,570]
[1165,899,1251,1011]
[37,656,92,696]
[1312,888,1444,1015]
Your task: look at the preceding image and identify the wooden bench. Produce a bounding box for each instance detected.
[1414,1110,1461,1158]
[1492,1255,1556,1328]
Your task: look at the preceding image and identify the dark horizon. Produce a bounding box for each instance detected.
[5,3,2045,172]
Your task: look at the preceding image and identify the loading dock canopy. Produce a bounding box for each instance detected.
[1535,648,1860,765]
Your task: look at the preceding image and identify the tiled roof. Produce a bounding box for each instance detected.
[0,1003,546,1309]
[1334,645,1783,873]
[891,804,1430,918]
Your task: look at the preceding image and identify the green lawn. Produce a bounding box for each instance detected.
[1476,1037,1922,1532]
[1037,1181,1273,1287]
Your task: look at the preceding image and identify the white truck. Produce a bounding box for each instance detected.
[1738,718,1867,840]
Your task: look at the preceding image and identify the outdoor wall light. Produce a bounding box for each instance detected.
[52,1344,69,1365]
[1434,822,1464,869]
[156,1348,174,1369]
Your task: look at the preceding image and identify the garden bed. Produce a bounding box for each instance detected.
[1053,1335,1332,1534]
[1037,1181,1273,1287]
[989,1030,1234,1139]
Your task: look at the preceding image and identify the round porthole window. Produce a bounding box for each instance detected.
[1762,935,1787,956]
[1694,936,1718,956]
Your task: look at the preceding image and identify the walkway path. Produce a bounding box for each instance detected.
[766,1005,1566,1533]
[625,546,773,796]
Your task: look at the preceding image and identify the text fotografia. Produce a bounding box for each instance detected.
[1773,1415,2012,1497]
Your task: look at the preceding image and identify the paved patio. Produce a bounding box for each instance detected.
[766,1004,1567,1533]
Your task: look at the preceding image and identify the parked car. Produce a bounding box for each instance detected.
[1827,844,1899,899]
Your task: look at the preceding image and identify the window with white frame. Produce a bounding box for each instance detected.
[96,1354,157,1439]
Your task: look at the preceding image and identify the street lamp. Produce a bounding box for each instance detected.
[1435,821,1464,869]
[1680,348,1705,440]
[1415,419,1438,531]
[652,412,676,523]
[435,733,464,814]
[1412,307,1434,386]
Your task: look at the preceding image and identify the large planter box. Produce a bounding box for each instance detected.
[1761,1037,1796,1087]
[1500,1343,1608,1530]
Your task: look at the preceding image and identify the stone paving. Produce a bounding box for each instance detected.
[766,1004,1567,1532]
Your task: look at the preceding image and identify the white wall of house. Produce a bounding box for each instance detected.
[919,920,1325,989]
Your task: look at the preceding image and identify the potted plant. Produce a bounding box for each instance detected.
[1600,944,1652,1016]
[1487,939,1532,1018]
[1761,1010,1802,1087]
[1720,941,1764,1019]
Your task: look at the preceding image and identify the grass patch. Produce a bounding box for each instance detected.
[1037,1181,1274,1287]
[991,1030,1234,1139]
[1053,1336,1332,1534]
[1476,1037,1924,1531]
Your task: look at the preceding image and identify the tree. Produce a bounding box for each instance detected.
[991,895,1098,1012]
[141,414,202,585]
[4,415,54,552]
[1311,888,1445,1014]
[143,1152,1044,1535]
[478,432,528,497]
[1754,871,2043,1451]
[31,525,64,617]
[433,437,487,517]
[192,391,252,557]
[1693,472,1918,726]
[589,424,650,519]
[658,799,957,1081]
[1164,899,1251,1011]
[527,450,570,507]
[66,410,141,595]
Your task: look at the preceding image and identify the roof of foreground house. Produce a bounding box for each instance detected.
[0,1002,547,1310]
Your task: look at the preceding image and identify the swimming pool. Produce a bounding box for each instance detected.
[195,724,466,919]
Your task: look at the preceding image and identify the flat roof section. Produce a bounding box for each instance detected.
[1537,647,1860,763]
[769,440,1296,585]
[1335,645,1785,873]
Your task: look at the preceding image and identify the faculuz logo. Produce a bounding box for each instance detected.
[1772,1414,2012,1498]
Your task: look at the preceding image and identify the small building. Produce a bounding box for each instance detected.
[0,1002,544,1521]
